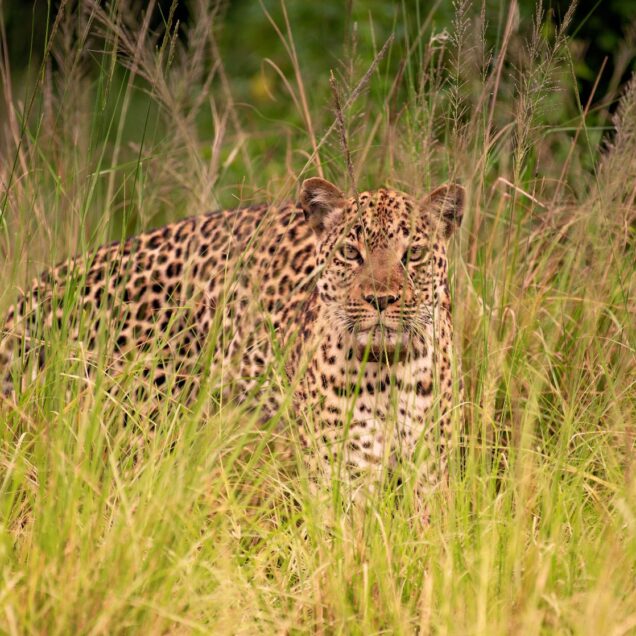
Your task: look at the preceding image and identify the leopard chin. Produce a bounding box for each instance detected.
[353,325,411,362]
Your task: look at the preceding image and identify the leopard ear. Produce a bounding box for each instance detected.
[425,183,465,238]
[300,177,346,236]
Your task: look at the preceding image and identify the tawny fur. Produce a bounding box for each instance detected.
[0,178,464,500]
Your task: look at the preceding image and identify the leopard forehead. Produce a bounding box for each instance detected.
[327,187,433,248]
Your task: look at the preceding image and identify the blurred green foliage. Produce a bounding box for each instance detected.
[2,0,634,229]
[4,0,635,110]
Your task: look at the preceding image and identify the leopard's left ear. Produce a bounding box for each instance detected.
[300,177,346,236]
[425,183,465,238]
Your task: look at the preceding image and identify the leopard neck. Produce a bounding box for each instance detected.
[290,291,450,400]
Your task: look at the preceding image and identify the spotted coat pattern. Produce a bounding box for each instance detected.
[0,178,464,499]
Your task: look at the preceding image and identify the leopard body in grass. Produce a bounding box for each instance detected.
[0,177,465,497]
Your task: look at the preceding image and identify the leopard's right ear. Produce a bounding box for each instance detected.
[299,177,346,236]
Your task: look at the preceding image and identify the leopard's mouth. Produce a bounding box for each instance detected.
[353,324,411,360]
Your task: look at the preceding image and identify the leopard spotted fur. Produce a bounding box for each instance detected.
[0,177,465,499]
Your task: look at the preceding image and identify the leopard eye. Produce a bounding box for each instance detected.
[401,246,427,265]
[339,243,363,262]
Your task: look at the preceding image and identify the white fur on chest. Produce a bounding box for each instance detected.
[334,352,437,463]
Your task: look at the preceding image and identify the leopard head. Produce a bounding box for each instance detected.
[300,177,464,358]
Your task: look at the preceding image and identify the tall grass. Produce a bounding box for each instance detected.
[1,1,635,633]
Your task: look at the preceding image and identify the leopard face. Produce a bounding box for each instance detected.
[300,178,464,360]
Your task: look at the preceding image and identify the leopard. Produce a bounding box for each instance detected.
[0,177,465,502]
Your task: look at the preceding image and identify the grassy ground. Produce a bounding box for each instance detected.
[1,2,635,633]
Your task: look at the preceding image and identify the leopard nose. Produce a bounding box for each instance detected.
[363,293,400,312]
